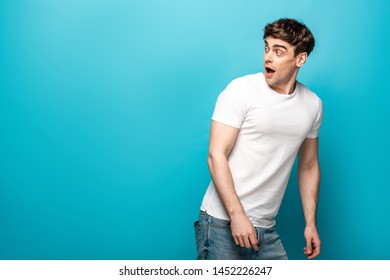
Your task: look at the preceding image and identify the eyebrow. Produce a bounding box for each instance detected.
[264,40,288,51]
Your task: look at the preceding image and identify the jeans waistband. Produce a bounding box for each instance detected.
[199,210,275,230]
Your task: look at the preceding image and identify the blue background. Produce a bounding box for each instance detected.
[1,0,389,260]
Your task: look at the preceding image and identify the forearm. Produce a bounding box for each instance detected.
[298,163,320,226]
[297,138,321,258]
[208,154,244,218]
[208,153,258,250]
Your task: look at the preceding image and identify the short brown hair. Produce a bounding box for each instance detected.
[263,18,315,56]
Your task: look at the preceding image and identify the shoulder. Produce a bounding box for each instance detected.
[215,73,262,110]
[296,83,323,121]
[226,72,262,88]
[297,82,322,106]
[233,72,263,87]
[222,72,263,99]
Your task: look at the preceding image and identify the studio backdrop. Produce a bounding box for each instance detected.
[1,0,389,260]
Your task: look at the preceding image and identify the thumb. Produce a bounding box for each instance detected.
[305,238,313,254]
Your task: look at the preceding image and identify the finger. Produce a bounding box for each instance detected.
[308,243,321,259]
[307,249,319,259]
[249,233,259,251]
[233,236,240,246]
[305,239,313,256]
[238,237,245,248]
[243,236,252,248]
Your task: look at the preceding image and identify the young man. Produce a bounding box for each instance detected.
[195,18,322,260]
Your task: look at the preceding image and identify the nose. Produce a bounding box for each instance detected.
[264,50,272,63]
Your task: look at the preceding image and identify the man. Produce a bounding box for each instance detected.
[194,18,322,260]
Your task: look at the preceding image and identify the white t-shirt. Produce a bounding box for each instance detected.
[200,72,323,228]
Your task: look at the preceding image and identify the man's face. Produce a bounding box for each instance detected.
[263,36,306,93]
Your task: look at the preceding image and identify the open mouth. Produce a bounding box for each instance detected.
[265,67,275,74]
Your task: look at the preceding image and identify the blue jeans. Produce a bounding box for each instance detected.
[194,211,288,260]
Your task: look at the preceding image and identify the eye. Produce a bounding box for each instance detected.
[276,50,283,56]
[264,46,269,52]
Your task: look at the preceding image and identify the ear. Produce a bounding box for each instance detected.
[296,52,307,68]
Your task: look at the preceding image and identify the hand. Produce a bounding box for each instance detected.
[303,225,321,259]
[230,213,259,251]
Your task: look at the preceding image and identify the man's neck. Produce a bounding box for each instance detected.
[270,80,297,95]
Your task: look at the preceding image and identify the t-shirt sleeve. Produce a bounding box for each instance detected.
[306,97,323,138]
[211,79,248,128]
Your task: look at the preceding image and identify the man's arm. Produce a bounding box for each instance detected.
[207,120,259,251]
[298,137,321,259]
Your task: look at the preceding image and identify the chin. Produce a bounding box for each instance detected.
[265,77,276,87]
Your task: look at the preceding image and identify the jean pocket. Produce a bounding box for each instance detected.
[194,221,200,234]
[194,221,201,247]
